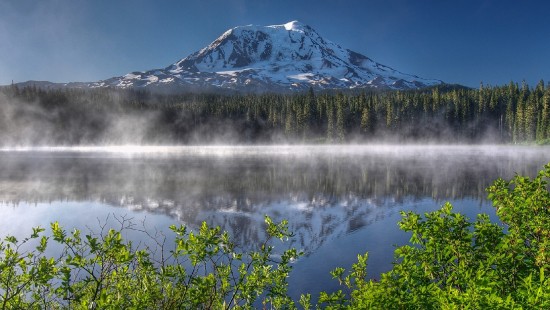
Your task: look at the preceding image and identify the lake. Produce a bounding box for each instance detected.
[0,144,548,299]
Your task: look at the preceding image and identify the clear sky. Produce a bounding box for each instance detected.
[1,0,549,88]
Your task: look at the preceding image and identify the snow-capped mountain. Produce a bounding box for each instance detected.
[15,21,442,92]
[89,21,442,92]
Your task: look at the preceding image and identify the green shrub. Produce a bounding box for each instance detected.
[0,216,300,309]
[320,163,550,309]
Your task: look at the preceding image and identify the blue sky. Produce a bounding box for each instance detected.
[1,0,549,88]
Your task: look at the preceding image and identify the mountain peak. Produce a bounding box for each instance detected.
[92,21,443,92]
[283,20,307,31]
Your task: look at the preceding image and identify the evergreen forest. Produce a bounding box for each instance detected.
[1,80,549,145]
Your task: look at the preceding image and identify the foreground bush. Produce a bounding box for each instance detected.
[1,164,549,309]
[322,163,550,309]
[0,216,300,309]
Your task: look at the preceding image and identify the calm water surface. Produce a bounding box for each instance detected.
[0,145,548,298]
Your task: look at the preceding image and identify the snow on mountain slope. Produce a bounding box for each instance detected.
[89,21,443,92]
[118,192,410,254]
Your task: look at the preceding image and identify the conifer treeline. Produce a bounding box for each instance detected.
[0,80,549,144]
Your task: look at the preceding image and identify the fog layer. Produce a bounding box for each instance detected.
[1,82,548,145]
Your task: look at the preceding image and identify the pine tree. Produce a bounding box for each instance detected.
[284,100,294,138]
[541,84,550,140]
[326,99,334,143]
[478,81,485,114]
[304,87,316,139]
[524,93,536,142]
[432,87,440,112]
[505,86,516,142]
[514,97,525,143]
[360,107,370,133]
[336,94,346,142]
[385,99,394,129]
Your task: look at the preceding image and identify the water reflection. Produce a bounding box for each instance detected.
[1,145,548,299]
[0,145,548,254]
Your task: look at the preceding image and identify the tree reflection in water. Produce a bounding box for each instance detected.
[0,145,547,254]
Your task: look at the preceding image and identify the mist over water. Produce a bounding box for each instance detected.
[0,144,549,298]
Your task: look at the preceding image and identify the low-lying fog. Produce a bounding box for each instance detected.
[1,143,547,156]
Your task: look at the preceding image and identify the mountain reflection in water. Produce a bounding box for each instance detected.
[0,145,548,251]
[0,145,548,297]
